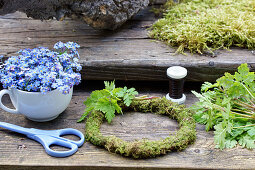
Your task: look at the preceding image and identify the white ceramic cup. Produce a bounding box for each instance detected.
[0,87,73,122]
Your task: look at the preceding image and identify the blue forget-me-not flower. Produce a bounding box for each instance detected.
[0,41,81,94]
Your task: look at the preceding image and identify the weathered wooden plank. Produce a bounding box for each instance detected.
[0,8,254,82]
[80,46,255,81]
[0,82,254,169]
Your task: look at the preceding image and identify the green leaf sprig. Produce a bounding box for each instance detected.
[78,81,138,123]
[191,63,255,149]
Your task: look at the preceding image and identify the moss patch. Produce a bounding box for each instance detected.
[85,98,196,159]
[149,0,255,54]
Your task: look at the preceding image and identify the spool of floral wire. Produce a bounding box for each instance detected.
[166,66,187,104]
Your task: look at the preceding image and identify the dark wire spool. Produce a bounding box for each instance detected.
[169,78,184,99]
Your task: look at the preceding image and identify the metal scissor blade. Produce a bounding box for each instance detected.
[0,122,34,136]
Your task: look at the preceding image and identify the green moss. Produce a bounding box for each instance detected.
[149,0,255,54]
[85,98,196,159]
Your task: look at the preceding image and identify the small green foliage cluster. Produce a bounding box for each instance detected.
[150,0,255,54]
[78,81,138,123]
[85,97,196,159]
[191,63,255,149]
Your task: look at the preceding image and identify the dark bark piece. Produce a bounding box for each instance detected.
[0,0,149,30]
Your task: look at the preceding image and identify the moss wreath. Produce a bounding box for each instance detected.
[85,97,196,159]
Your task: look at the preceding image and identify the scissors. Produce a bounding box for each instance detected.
[0,122,85,157]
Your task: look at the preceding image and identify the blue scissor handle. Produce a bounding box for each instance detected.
[55,128,85,147]
[29,128,85,146]
[27,128,85,157]
[0,122,85,157]
[32,134,79,157]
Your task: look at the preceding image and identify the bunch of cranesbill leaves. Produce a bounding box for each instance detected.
[191,63,255,149]
[78,81,138,123]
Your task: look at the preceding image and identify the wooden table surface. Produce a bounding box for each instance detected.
[0,6,254,82]
[0,81,254,170]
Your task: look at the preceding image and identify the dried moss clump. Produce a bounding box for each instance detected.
[85,98,196,159]
[149,0,255,54]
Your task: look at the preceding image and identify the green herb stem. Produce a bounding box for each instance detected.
[240,83,255,99]
[211,103,255,120]
[234,99,255,110]
[230,111,255,120]
[234,117,253,120]
[233,124,255,129]
[243,96,255,107]
[231,108,254,116]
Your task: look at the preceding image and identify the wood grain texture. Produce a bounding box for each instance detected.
[0,82,254,170]
[0,7,254,82]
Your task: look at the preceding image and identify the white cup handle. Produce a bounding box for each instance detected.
[0,89,19,114]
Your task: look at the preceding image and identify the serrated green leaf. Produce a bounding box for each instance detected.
[105,109,116,123]
[201,82,218,92]
[95,97,116,123]
[193,115,206,124]
[77,106,95,123]
[124,97,132,106]
[112,98,122,114]
[214,123,227,149]
[192,90,205,100]
[225,139,237,149]
[238,63,249,77]
[192,91,213,106]
[201,82,213,92]
[244,72,255,83]
[217,72,234,89]
[112,87,123,97]
[127,87,138,94]
[77,114,87,123]
[221,103,231,121]
[230,128,244,138]
[247,128,255,137]
[122,87,138,106]
[78,81,138,123]
[84,90,110,107]
[192,109,207,124]
[222,97,231,106]
[80,89,111,122]
[205,109,216,131]
[238,134,255,149]
[104,81,115,91]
